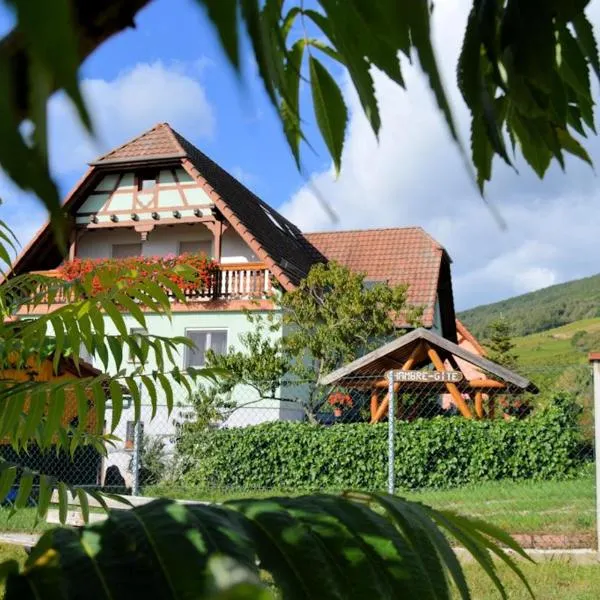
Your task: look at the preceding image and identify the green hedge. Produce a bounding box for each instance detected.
[176,396,586,492]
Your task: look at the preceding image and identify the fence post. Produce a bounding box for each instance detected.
[387,370,395,495]
[131,420,142,496]
[590,353,600,554]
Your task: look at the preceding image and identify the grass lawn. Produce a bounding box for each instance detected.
[408,476,596,537]
[147,473,596,538]
[0,507,51,534]
[457,559,600,600]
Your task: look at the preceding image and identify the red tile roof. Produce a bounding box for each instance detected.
[304,228,448,327]
[91,123,186,164]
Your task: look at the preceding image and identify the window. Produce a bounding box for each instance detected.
[179,240,212,257]
[185,329,227,368]
[112,243,142,259]
[129,328,148,363]
[137,171,157,191]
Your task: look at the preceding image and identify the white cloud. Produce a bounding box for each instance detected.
[48,60,215,175]
[281,0,600,310]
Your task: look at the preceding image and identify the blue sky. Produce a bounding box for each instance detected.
[1,0,600,311]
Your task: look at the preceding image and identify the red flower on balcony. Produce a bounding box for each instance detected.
[57,254,219,295]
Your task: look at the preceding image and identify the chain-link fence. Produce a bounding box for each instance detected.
[3,363,595,548]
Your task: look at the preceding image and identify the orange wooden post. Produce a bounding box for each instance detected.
[370,344,423,424]
[426,345,473,419]
[474,391,484,419]
[370,391,380,422]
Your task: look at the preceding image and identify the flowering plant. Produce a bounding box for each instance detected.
[327,392,353,409]
[58,254,219,295]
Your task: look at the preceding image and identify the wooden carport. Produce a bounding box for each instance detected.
[319,328,538,422]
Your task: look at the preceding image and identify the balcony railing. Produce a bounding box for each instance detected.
[26,263,273,306]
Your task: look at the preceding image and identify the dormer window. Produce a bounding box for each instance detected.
[137,170,158,191]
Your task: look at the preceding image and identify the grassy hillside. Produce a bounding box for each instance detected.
[513,317,600,369]
[459,273,600,339]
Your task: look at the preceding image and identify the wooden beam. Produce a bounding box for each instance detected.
[474,391,484,419]
[370,391,380,422]
[214,220,223,261]
[427,344,473,419]
[468,379,506,389]
[370,343,423,424]
[68,230,77,261]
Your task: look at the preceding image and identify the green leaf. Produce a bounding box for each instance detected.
[76,489,90,525]
[558,24,592,98]
[42,385,65,447]
[109,381,124,433]
[36,475,53,521]
[9,0,91,131]
[101,300,128,338]
[280,38,305,168]
[124,379,141,424]
[92,381,106,435]
[308,4,380,138]
[194,0,240,68]
[0,466,17,503]
[141,376,159,419]
[556,127,594,166]
[409,0,460,143]
[107,336,124,372]
[572,12,600,82]
[57,482,69,525]
[309,56,348,174]
[157,374,174,414]
[13,470,34,510]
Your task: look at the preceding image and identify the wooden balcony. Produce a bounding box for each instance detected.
[24,263,273,308]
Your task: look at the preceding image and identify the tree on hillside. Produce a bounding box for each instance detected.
[485,317,519,370]
[203,262,420,419]
[0,0,598,242]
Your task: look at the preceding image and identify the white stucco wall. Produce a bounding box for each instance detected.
[87,310,297,485]
[221,229,258,263]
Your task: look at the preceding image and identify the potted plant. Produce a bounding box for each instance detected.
[328,392,353,418]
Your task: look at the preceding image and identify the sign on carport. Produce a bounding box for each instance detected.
[391,370,463,383]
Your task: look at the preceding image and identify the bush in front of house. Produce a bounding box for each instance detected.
[175,394,586,492]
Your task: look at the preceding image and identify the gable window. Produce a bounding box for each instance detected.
[179,240,212,257]
[137,171,158,191]
[112,243,142,259]
[185,329,227,368]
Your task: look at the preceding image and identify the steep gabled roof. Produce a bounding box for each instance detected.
[8,124,454,331]
[304,228,449,328]
[8,123,326,288]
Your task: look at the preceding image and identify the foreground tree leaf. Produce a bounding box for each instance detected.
[0,0,597,219]
[3,494,533,600]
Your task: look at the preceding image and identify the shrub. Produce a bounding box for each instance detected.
[176,395,586,492]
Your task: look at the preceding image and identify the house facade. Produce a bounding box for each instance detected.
[9,123,465,484]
